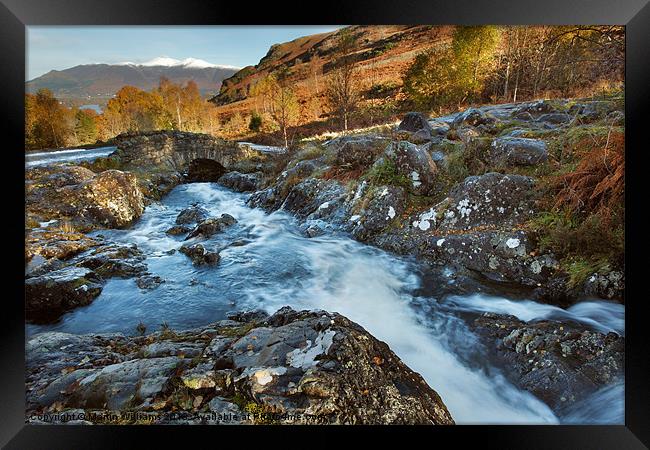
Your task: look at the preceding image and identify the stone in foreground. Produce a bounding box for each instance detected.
[26,307,454,425]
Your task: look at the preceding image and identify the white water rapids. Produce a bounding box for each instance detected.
[28,182,624,424]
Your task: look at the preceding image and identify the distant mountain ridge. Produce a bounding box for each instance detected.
[26,58,240,103]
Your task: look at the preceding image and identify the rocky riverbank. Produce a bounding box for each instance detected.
[27,307,454,425]
[24,96,625,424]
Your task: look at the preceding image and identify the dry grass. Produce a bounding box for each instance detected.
[552,127,624,216]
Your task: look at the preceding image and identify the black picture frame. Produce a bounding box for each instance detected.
[2,0,648,447]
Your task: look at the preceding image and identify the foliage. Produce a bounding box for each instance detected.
[25,89,74,149]
[362,158,410,189]
[551,128,624,216]
[248,112,263,132]
[75,109,98,144]
[402,26,500,111]
[267,69,300,148]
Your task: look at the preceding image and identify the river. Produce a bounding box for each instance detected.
[26,178,625,425]
[25,146,117,167]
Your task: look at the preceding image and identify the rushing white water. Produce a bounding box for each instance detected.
[28,182,624,424]
[445,294,625,335]
[25,146,117,167]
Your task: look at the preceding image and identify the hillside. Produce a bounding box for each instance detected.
[27,58,240,105]
[210,26,454,118]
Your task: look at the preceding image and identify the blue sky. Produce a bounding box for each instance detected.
[26,26,343,80]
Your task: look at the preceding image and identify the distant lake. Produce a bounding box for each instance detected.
[79,104,103,113]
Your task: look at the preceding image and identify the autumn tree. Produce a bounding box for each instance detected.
[268,69,300,148]
[403,26,500,111]
[74,108,99,144]
[25,89,74,149]
[325,29,361,131]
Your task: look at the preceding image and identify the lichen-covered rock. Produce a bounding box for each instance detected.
[26,307,454,425]
[583,271,624,301]
[218,171,263,192]
[281,178,348,220]
[26,166,145,230]
[350,185,406,241]
[185,214,237,240]
[472,312,624,413]
[74,170,145,228]
[176,205,209,225]
[373,228,557,286]
[412,172,536,232]
[25,165,144,231]
[385,141,438,195]
[25,266,103,323]
[328,135,388,169]
[515,100,561,117]
[489,137,548,166]
[247,186,284,212]
[25,229,100,263]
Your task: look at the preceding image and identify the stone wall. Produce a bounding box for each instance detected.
[113,130,259,171]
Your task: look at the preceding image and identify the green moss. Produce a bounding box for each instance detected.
[563,256,611,289]
[362,158,410,189]
[218,322,257,338]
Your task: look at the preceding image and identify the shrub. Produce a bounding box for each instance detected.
[248,113,263,132]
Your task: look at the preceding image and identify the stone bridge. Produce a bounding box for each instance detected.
[112,131,262,181]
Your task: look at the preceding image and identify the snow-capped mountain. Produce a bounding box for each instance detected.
[118,56,240,70]
[26,57,241,102]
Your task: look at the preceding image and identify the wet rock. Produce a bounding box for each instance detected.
[472,312,624,413]
[247,187,284,212]
[165,225,191,236]
[185,214,237,240]
[532,274,577,307]
[176,205,209,224]
[282,178,348,220]
[412,172,536,232]
[25,266,103,322]
[218,171,263,192]
[74,243,147,279]
[489,137,548,166]
[385,141,438,195]
[25,229,100,263]
[136,275,165,290]
[26,308,454,424]
[179,244,221,266]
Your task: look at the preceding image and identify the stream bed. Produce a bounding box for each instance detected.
[26,181,624,424]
